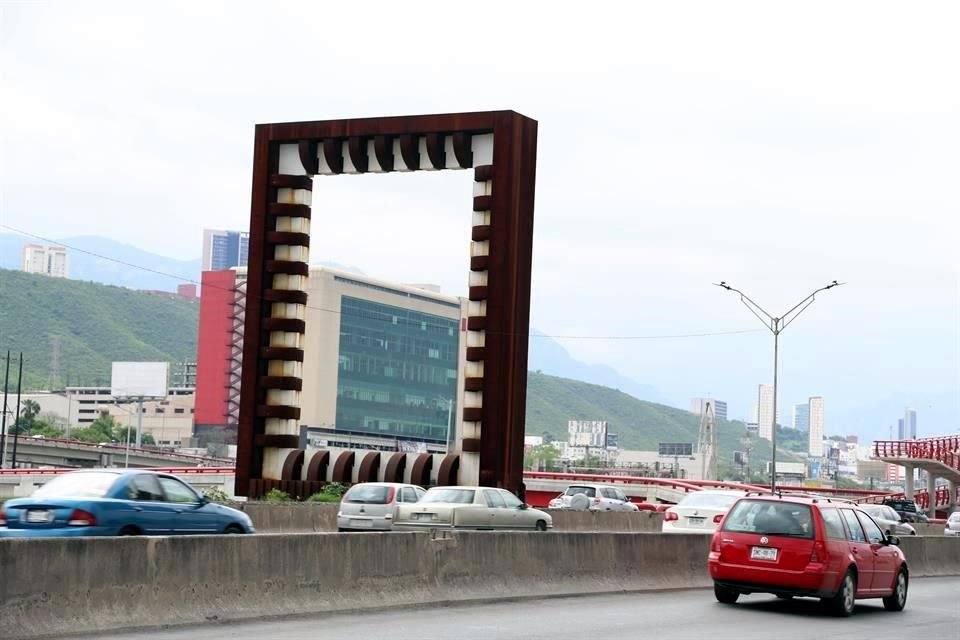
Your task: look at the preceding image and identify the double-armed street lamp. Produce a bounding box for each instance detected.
[715,280,844,493]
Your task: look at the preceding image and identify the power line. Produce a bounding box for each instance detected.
[2,223,760,342]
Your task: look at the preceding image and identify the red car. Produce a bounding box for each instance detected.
[708,494,908,616]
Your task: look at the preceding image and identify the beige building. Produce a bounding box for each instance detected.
[22,243,68,278]
[809,396,825,457]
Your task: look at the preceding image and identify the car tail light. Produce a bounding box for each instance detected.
[810,540,826,563]
[67,509,97,527]
[713,514,724,524]
[665,510,679,521]
[710,533,721,552]
[594,496,601,505]
[0,509,6,527]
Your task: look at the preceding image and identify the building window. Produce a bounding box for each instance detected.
[174,408,185,414]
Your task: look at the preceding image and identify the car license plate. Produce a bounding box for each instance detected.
[26,510,54,524]
[349,519,372,528]
[751,546,778,561]
[687,517,705,526]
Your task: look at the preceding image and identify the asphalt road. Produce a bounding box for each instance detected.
[96,577,959,640]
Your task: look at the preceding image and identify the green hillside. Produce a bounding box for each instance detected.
[526,371,801,473]
[0,269,199,390]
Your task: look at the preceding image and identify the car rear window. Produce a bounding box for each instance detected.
[344,485,394,504]
[564,486,596,498]
[679,492,742,509]
[33,472,119,499]
[722,499,814,539]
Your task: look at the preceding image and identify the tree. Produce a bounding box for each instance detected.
[524,444,561,472]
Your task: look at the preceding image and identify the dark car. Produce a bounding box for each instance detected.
[0,469,254,537]
[881,499,928,524]
[709,495,908,616]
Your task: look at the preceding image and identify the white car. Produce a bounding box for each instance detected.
[662,489,748,533]
[548,484,640,512]
[336,482,425,531]
[945,512,960,537]
[394,486,553,531]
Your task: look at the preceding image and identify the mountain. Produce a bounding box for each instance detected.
[0,234,200,292]
[526,371,800,471]
[0,269,199,390]
[527,329,666,404]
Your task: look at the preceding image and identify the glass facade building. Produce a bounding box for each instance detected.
[335,296,460,443]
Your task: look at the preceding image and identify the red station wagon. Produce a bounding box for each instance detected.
[708,494,908,616]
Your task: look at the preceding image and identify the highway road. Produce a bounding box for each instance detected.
[93,577,959,640]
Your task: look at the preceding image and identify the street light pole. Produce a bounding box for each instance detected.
[715,280,843,493]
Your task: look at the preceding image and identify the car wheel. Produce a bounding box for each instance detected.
[535,520,548,532]
[714,584,739,604]
[824,570,856,617]
[223,524,246,534]
[118,526,141,536]
[883,568,908,612]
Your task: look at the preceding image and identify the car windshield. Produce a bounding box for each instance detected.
[421,488,476,504]
[33,472,119,499]
[949,513,960,522]
[722,499,814,539]
[344,485,393,504]
[678,492,741,509]
[564,486,596,498]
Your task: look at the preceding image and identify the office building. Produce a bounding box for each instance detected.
[903,408,917,439]
[757,384,775,440]
[691,398,728,422]
[22,243,68,278]
[194,266,466,449]
[793,403,809,431]
[897,418,905,440]
[808,396,825,457]
[201,229,250,271]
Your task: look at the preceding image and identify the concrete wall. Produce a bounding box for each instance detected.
[237,503,665,533]
[1,532,711,639]
[1,532,958,639]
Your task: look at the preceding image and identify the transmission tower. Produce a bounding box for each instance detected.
[697,400,718,480]
[47,334,62,390]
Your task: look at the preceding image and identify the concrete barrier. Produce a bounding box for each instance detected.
[237,502,665,533]
[0,531,710,638]
[3,532,956,639]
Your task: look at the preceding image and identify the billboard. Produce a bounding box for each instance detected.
[111,362,169,398]
[658,442,693,457]
[568,420,608,448]
[605,433,619,450]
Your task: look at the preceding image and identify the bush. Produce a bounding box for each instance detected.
[263,488,291,503]
[307,492,342,503]
[203,487,230,503]
[321,482,348,497]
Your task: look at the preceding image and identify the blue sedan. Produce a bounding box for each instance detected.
[0,469,254,537]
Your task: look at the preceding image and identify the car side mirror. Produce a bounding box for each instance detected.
[519,503,529,510]
[199,495,210,505]
[885,534,900,546]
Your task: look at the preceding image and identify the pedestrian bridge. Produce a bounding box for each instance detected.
[873,436,960,516]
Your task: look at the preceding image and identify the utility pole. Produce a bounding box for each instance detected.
[11,353,23,468]
[0,350,10,468]
[716,280,843,493]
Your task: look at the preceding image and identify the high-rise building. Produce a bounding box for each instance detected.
[22,244,68,278]
[793,403,810,431]
[757,384,775,440]
[808,396,825,457]
[691,398,728,422]
[194,266,466,449]
[903,408,917,439]
[201,229,250,271]
[897,418,905,440]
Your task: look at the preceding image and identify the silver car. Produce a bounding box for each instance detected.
[944,512,960,537]
[336,482,425,532]
[548,484,640,512]
[859,504,917,536]
[394,486,553,531]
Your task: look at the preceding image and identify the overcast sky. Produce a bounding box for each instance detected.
[1,1,957,439]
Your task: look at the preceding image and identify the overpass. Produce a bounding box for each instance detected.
[873,436,960,517]
[0,435,231,471]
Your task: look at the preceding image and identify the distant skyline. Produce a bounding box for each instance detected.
[1,2,957,443]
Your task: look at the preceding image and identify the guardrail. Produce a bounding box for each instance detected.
[0,466,237,476]
[0,434,233,465]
